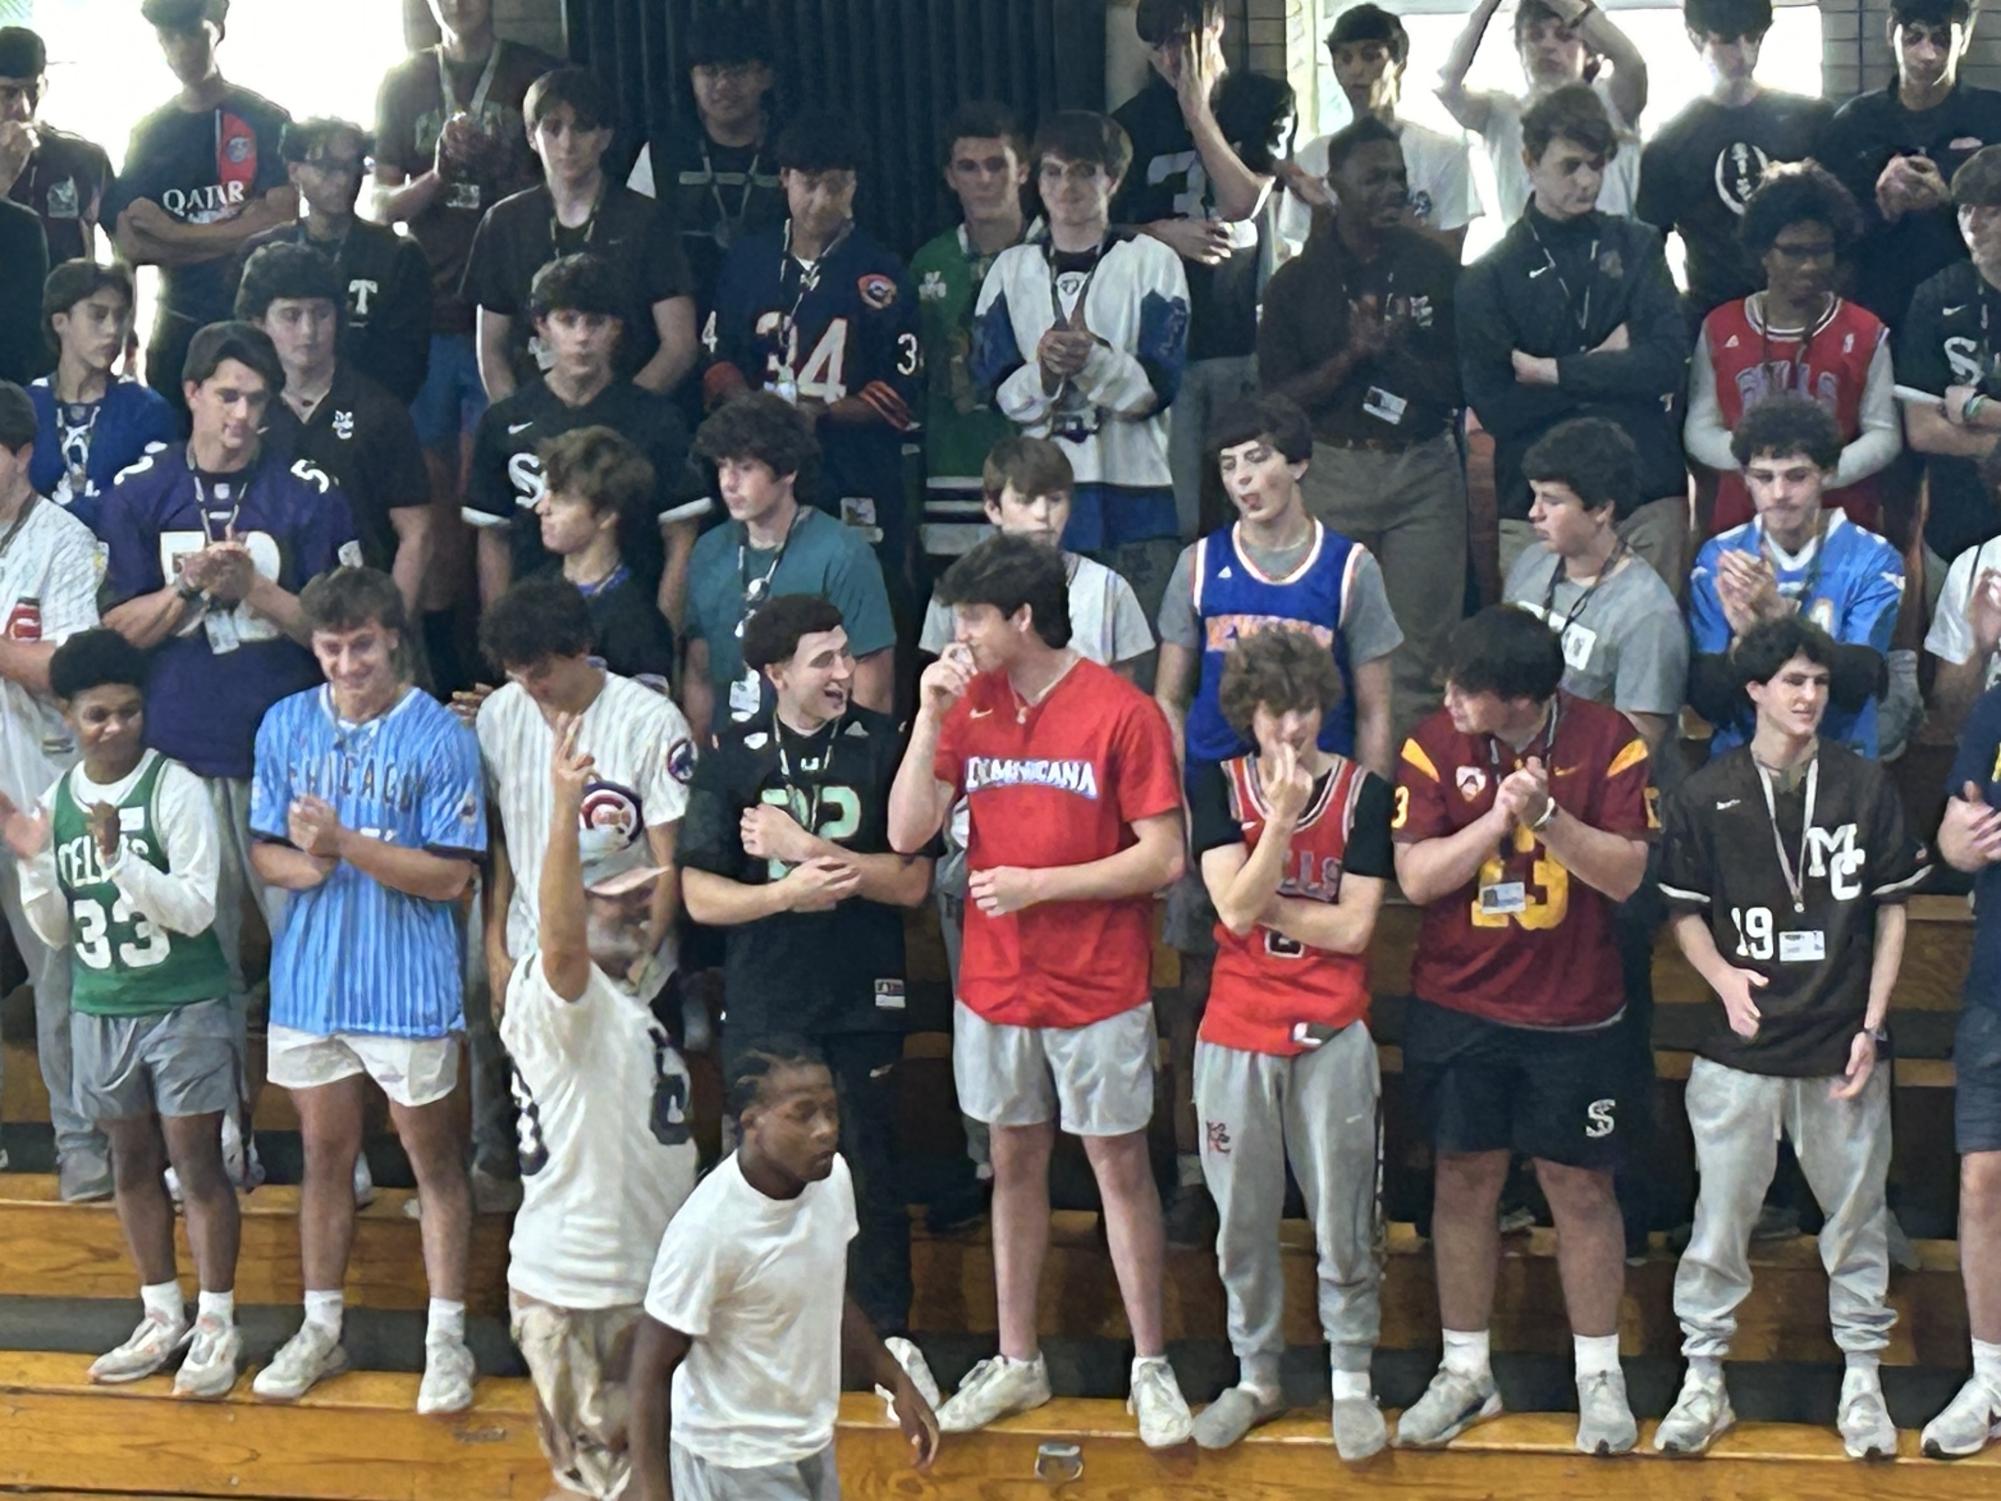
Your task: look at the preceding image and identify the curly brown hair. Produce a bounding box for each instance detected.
[1218,628,1345,741]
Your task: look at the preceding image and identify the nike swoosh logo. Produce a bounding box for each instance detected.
[1715,798,1740,810]
[1945,305,1969,316]
[508,421,535,434]
[969,708,993,719]
[1552,765,1578,777]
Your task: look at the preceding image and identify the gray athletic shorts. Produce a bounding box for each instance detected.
[953,998,1155,1136]
[669,1441,838,1501]
[71,997,241,1122]
[1956,1003,2001,1154]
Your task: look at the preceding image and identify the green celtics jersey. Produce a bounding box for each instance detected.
[53,751,230,1017]
[911,219,1043,556]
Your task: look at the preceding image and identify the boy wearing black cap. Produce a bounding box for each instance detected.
[626,12,786,318]
[0,26,115,265]
[105,0,294,425]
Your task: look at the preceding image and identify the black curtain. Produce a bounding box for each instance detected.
[565,0,1110,257]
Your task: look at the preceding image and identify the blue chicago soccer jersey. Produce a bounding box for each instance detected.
[1689,510,1904,755]
[251,685,485,1039]
[703,221,921,564]
[1183,521,1362,765]
[96,442,361,780]
[27,377,182,529]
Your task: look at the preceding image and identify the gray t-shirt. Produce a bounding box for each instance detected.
[1157,527,1404,663]
[1504,542,1688,718]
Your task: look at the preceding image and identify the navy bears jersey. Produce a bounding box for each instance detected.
[703,222,921,564]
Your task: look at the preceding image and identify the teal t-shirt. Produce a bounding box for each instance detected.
[686,507,897,729]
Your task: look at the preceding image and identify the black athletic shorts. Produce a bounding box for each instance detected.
[1956,1003,2001,1154]
[1402,995,1638,1170]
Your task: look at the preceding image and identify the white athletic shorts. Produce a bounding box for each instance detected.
[952,999,1154,1136]
[265,1024,460,1108]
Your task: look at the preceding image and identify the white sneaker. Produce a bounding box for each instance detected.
[1922,1375,2001,1459]
[223,1111,264,1192]
[877,1336,941,1424]
[1128,1357,1193,1449]
[252,1321,348,1400]
[1837,1379,1898,1460]
[1395,1366,1502,1448]
[936,1353,1051,1433]
[353,1155,376,1208]
[1653,1368,1734,1456]
[1330,1395,1389,1461]
[173,1316,242,1398]
[89,1309,189,1384]
[1576,1368,1638,1456]
[416,1335,476,1415]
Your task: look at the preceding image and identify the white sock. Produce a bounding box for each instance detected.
[427,1297,466,1345]
[1329,1368,1372,1401]
[1176,1153,1204,1188]
[1843,1353,1881,1390]
[197,1289,235,1326]
[139,1281,183,1326]
[1441,1328,1490,1379]
[1574,1333,1621,1380]
[1688,1354,1724,1386]
[303,1288,344,1337]
[1974,1338,2001,1391]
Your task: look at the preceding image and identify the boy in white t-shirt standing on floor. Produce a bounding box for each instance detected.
[627,1040,940,1501]
[504,714,697,1499]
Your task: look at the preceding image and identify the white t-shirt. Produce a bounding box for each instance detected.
[919,552,1153,668]
[502,947,697,1309]
[0,498,100,805]
[645,1151,858,1468]
[1925,538,2001,690]
[1278,118,1482,255]
[478,673,695,978]
[1480,78,1641,222]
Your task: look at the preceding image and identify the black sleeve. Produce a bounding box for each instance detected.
[378,237,434,403]
[1655,782,1713,912]
[463,409,509,522]
[1189,759,1241,857]
[461,204,516,312]
[0,207,48,385]
[1344,773,1394,880]
[1895,279,1951,393]
[1827,642,1889,712]
[1864,762,1925,899]
[674,752,747,876]
[1634,135,1672,234]
[368,396,430,513]
[1687,651,1749,734]
[642,198,695,302]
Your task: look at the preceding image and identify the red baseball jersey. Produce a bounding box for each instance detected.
[933,657,1181,1028]
[1702,296,1887,534]
[1392,692,1658,1029]
[1195,752,1390,1054]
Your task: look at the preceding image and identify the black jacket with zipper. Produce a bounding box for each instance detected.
[1459,206,1690,521]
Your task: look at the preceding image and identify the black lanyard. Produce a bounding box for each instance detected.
[1759,509,1831,611]
[776,218,853,362]
[549,179,606,253]
[737,508,804,620]
[1525,216,1597,337]
[1539,541,1625,640]
[774,713,844,841]
[700,138,764,246]
[58,397,102,492]
[1046,236,1108,325]
[189,449,248,544]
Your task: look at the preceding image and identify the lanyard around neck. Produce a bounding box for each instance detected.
[437,42,502,118]
[1755,751,1819,914]
[1526,215,1597,336]
[1540,539,1625,638]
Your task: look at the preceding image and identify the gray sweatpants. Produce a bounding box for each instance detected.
[0,846,97,1165]
[1675,1055,1895,1360]
[669,1441,838,1500]
[1195,1023,1382,1388]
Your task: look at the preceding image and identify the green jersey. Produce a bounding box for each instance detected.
[911,220,1043,556]
[53,751,230,1017]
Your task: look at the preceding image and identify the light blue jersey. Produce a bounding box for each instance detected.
[251,685,485,1038]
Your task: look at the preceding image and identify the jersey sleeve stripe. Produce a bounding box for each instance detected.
[460,506,511,529]
[858,380,916,431]
[1655,880,1710,904]
[1606,737,1650,779]
[1400,738,1440,782]
[1871,866,1931,898]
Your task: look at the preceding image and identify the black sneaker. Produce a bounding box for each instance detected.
[924,1174,991,1236]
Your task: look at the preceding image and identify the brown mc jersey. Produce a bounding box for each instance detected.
[1393,691,1658,1029]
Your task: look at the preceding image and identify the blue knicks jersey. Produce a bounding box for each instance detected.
[703,222,921,560]
[1689,510,1904,755]
[250,686,485,1039]
[1184,521,1361,764]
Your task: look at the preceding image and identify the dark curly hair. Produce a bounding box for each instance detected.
[1218,628,1345,740]
[1730,392,1842,471]
[1737,161,1863,262]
